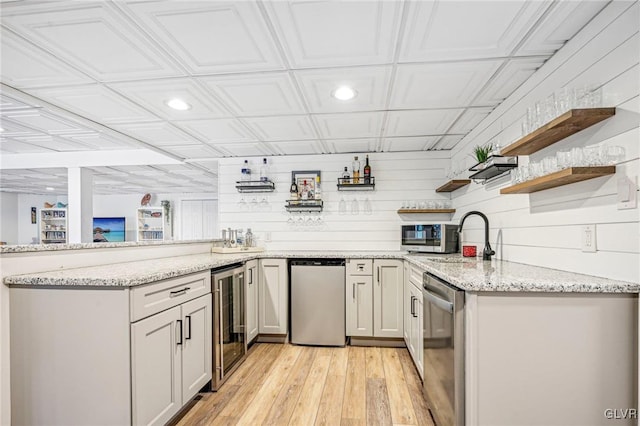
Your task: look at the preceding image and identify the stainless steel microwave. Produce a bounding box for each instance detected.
[401,224,459,253]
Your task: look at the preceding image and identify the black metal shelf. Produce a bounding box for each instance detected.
[285,199,323,212]
[235,180,275,193]
[337,176,375,190]
[469,155,518,182]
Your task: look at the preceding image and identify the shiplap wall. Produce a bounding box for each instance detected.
[450,1,639,283]
[218,151,452,251]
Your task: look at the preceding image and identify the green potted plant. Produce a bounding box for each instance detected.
[472,142,494,166]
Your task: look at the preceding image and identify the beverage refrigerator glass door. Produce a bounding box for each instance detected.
[211,264,247,390]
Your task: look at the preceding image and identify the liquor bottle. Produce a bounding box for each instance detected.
[290,180,299,200]
[260,158,269,182]
[342,166,350,184]
[241,159,251,182]
[352,156,360,184]
[315,175,322,200]
[363,154,371,184]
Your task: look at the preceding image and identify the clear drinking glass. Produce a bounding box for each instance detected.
[364,197,373,215]
[338,196,347,215]
[555,87,571,114]
[570,147,584,167]
[605,145,625,164]
[351,197,360,215]
[556,151,571,170]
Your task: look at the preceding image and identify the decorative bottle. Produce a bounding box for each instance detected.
[315,175,322,200]
[290,180,299,200]
[352,156,360,184]
[260,158,269,182]
[342,166,350,184]
[363,154,371,184]
[241,159,251,182]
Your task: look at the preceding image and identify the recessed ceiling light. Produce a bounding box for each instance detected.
[165,98,192,111]
[46,187,55,191]
[332,86,357,101]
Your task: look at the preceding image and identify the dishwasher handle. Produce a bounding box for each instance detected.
[424,289,454,314]
[290,259,345,267]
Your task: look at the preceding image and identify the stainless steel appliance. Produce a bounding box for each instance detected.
[290,259,346,346]
[211,264,246,390]
[401,224,459,253]
[423,272,465,426]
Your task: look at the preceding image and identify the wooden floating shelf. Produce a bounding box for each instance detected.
[435,179,471,193]
[397,209,456,214]
[501,108,616,156]
[500,166,615,194]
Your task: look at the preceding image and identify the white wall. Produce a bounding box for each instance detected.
[450,1,640,283]
[0,193,18,245]
[218,151,452,251]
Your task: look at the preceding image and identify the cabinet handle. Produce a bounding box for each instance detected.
[170,287,190,297]
[410,296,415,316]
[411,297,418,318]
[377,267,380,284]
[249,268,253,285]
[352,282,356,300]
[177,319,183,345]
[185,315,191,340]
[357,263,365,271]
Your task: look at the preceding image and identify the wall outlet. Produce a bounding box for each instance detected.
[581,224,597,253]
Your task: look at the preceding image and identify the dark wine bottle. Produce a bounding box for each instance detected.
[363,154,371,184]
[290,181,299,200]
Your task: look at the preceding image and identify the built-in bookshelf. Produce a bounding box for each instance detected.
[40,208,68,244]
[136,207,165,242]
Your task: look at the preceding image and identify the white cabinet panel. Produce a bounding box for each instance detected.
[181,295,213,402]
[346,275,373,337]
[258,259,288,334]
[373,259,404,338]
[245,259,259,342]
[131,306,182,426]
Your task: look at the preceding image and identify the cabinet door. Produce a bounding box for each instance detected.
[245,259,259,342]
[410,284,424,380]
[131,306,182,426]
[373,259,404,338]
[181,294,212,403]
[258,259,288,334]
[403,262,412,347]
[346,275,373,337]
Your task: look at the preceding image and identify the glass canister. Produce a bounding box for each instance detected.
[245,228,254,248]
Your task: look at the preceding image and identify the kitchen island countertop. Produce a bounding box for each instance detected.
[3,250,638,293]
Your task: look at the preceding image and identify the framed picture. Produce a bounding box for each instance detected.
[31,207,37,224]
[291,170,321,199]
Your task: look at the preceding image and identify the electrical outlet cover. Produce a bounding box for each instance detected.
[617,176,638,210]
[581,224,597,253]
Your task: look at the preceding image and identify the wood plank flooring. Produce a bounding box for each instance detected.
[175,343,435,426]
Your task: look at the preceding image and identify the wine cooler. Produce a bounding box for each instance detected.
[211,264,247,390]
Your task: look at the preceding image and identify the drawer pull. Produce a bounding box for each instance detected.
[170,287,190,297]
[185,315,192,340]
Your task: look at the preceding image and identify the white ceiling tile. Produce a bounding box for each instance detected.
[0,28,93,88]
[314,112,384,139]
[26,85,157,124]
[266,140,323,155]
[111,121,201,147]
[1,1,182,81]
[2,110,86,134]
[161,144,222,160]
[14,135,94,152]
[435,135,465,150]
[516,1,609,56]
[449,107,494,134]
[0,118,42,137]
[0,94,37,112]
[210,142,274,157]
[474,57,547,106]
[295,65,392,113]
[384,109,463,137]
[0,138,51,153]
[264,0,402,68]
[121,1,285,74]
[63,133,138,150]
[108,78,230,120]
[173,118,258,144]
[380,136,439,152]
[400,1,551,62]
[201,73,306,116]
[326,138,377,154]
[243,115,317,141]
[390,61,503,109]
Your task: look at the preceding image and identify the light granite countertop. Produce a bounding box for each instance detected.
[0,239,219,253]
[3,250,638,293]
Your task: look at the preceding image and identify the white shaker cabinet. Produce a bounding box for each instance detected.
[404,261,425,379]
[346,259,403,339]
[373,259,404,338]
[245,259,259,342]
[258,259,288,335]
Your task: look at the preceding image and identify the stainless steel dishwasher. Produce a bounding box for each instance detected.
[290,259,346,346]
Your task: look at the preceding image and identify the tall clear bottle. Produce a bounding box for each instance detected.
[241,159,251,182]
[260,158,269,182]
[352,156,360,184]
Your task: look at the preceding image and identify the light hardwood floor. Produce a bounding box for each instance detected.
[175,343,435,426]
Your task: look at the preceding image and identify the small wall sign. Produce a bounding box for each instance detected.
[31,207,37,224]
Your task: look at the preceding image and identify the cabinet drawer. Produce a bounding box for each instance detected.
[130,271,211,322]
[346,259,373,275]
[410,263,425,287]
